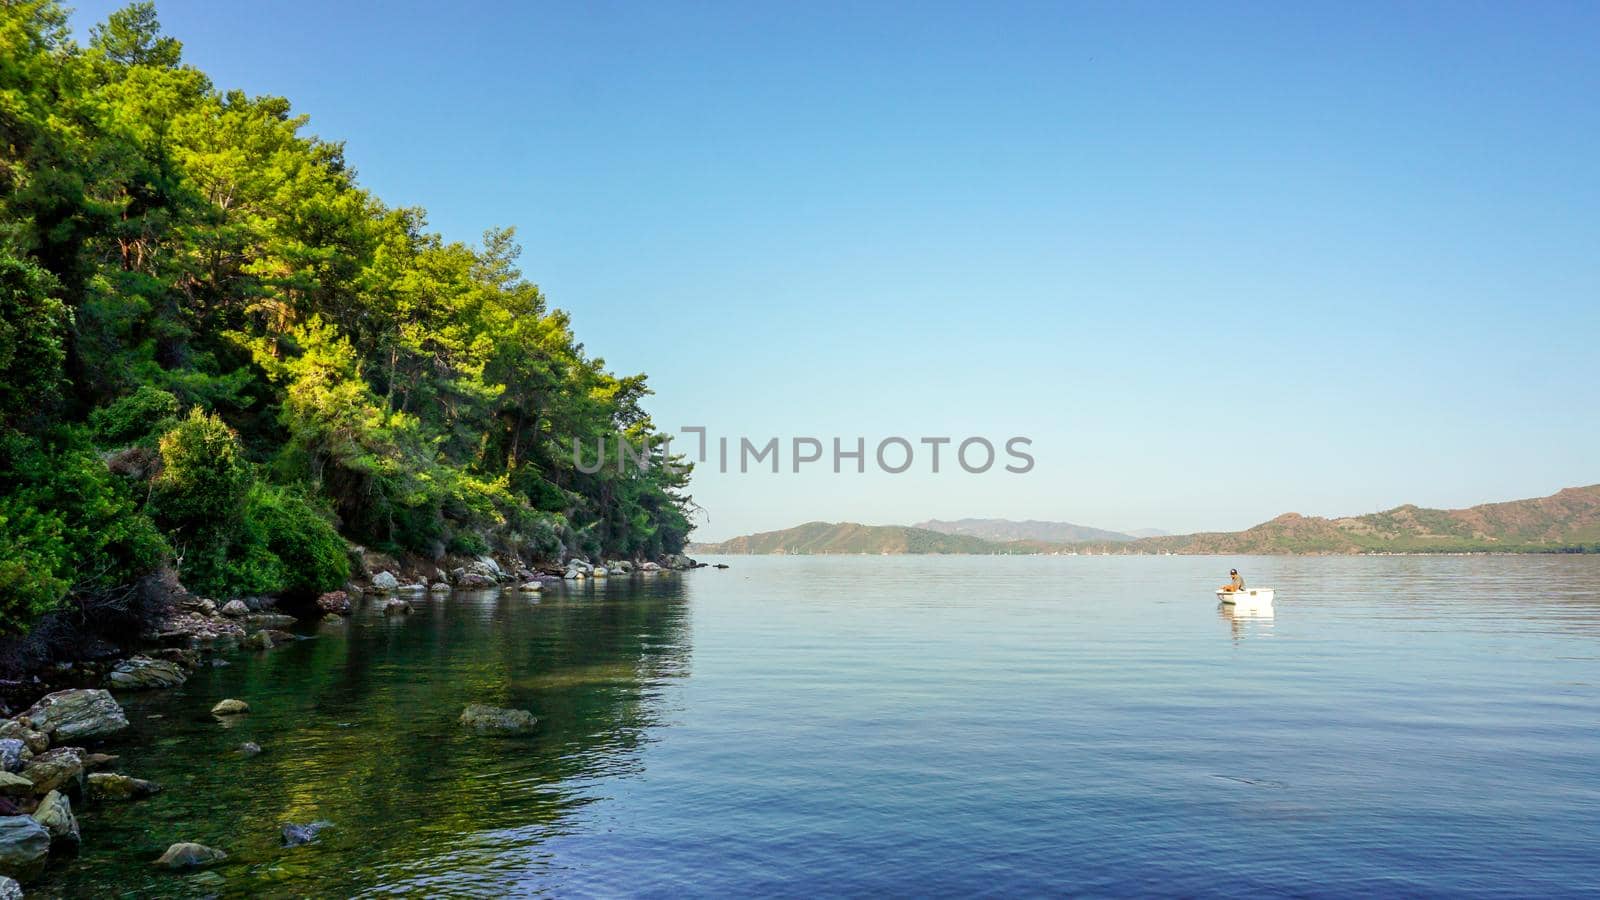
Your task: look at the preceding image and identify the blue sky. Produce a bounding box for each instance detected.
[71,1,1600,539]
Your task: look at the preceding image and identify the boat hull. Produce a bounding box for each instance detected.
[1217,588,1274,606]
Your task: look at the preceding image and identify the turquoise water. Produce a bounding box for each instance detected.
[36,555,1600,896]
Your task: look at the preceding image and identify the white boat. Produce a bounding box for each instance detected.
[1217,587,1274,606]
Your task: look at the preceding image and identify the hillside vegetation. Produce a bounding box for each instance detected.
[1090,485,1600,555]
[0,2,692,633]
[691,522,1037,555]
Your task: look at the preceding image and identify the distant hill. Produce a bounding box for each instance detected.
[693,486,1600,557]
[914,518,1136,543]
[690,522,1040,555]
[1083,485,1600,555]
[1126,528,1170,538]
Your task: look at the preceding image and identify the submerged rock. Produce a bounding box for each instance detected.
[154,842,226,869]
[31,790,78,848]
[243,630,276,651]
[210,699,249,716]
[518,582,542,592]
[382,599,413,616]
[0,817,50,882]
[21,689,128,742]
[280,820,331,847]
[87,772,162,801]
[107,656,188,690]
[459,704,537,735]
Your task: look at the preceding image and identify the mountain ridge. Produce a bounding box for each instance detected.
[692,485,1600,555]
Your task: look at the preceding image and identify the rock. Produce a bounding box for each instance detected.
[154,842,226,869]
[145,608,246,650]
[246,613,297,630]
[21,748,83,795]
[243,630,276,651]
[640,561,660,572]
[320,614,345,625]
[0,742,24,775]
[107,656,188,690]
[210,699,249,716]
[31,790,77,848]
[280,820,331,847]
[0,817,50,882]
[468,555,504,580]
[518,582,542,592]
[152,648,201,670]
[220,599,249,617]
[80,752,118,771]
[459,704,537,735]
[21,689,128,742]
[87,772,161,801]
[0,724,45,757]
[382,599,413,616]
[0,775,30,797]
[454,572,495,589]
[236,742,261,757]
[429,582,450,593]
[316,590,351,615]
[0,875,21,899]
[370,571,400,592]
[713,563,730,569]
[592,567,608,578]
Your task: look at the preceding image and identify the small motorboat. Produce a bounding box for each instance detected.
[1217,587,1274,606]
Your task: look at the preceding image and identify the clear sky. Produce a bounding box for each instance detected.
[70,1,1600,540]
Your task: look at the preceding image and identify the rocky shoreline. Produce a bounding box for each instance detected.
[0,550,700,892]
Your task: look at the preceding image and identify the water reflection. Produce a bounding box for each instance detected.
[39,579,693,898]
[1218,601,1275,641]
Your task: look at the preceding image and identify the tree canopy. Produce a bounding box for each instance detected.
[0,1,693,630]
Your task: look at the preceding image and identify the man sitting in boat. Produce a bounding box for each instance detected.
[1220,569,1245,593]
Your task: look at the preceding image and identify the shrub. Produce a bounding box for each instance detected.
[249,483,350,598]
[89,385,181,447]
[150,408,251,535]
[0,430,168,633]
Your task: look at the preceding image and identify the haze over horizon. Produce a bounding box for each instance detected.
[71,0,1600,542]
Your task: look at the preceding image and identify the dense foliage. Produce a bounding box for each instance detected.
[0,2,693,631]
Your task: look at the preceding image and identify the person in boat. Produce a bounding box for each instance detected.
[1220,568,1245,593]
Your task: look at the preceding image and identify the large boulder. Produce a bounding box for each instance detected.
[0,724,45,756]
[0,742,25,774]
[21,689,128,742]
[154,842,226,869]
[0,876,21,899]
[0,775,30,797]
[459,704,537,735]
[107,656,187,691]
[0,817,49,882]
[429,582,450,594]
[87,772,161,801]
[220,599,249,617]
[31,790,77,848]
[21,747,83,795]
[370,571,400,592]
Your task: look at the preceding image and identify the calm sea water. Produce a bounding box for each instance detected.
[36,555,1600,897]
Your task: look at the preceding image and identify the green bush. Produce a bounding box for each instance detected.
[447,531,489,556]
[150,408,252,536]
[0,250,68,431]
[0,430,168,633]
[249,483,350,597]
[89,385,181,447]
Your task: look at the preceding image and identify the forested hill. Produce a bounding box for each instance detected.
[1085,485,1600,555]
[691,523,1044,555]
[0,2,692,633]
